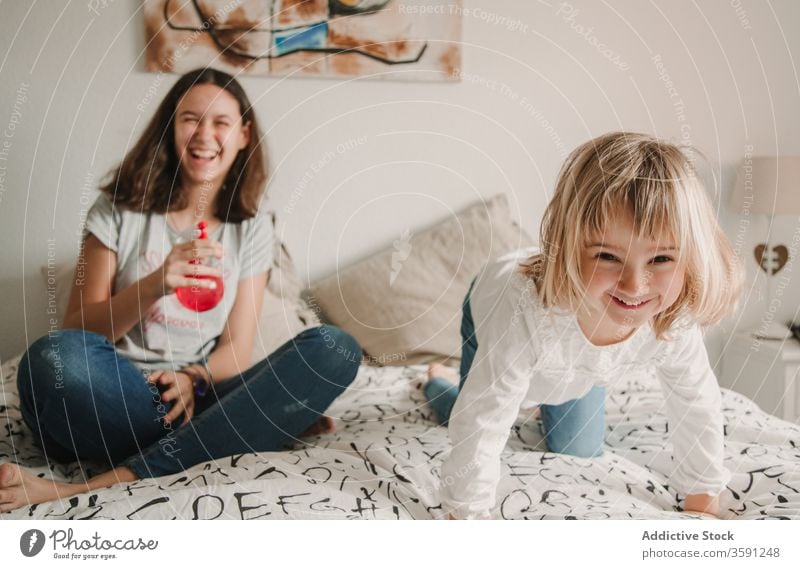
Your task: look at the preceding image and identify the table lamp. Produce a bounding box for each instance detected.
[731,155,800,339]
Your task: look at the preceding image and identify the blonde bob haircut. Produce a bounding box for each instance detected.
[521,131,743,340]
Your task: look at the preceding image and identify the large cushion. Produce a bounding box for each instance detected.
[250,211,321,362]
[307,194,534,365]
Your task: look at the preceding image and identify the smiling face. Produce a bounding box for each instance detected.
[577,209,687,345]
[173,83,250,193]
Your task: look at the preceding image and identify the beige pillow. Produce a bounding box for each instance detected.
[40,211,318,366]
[307,194,534,365]
[250,211,321,362]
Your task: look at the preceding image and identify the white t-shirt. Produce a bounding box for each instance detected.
[441,248,730,519]
[82,193,273,372]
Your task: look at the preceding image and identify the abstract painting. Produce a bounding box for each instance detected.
[144,0,462,81]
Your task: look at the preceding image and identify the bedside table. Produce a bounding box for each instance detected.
[719,332,800,424]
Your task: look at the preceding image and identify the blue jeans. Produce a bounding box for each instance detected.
[424,279,605,458]
[16,326,362,478]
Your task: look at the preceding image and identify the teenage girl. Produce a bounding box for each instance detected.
[424,132,742,519]
[0,68,361,512]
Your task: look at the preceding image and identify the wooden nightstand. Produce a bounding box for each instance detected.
[719,332,800,424]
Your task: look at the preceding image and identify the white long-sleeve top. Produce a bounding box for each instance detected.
[441,249,730,519]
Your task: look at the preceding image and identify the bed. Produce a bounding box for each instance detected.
[2,352,799,520]
[4,196,799,519]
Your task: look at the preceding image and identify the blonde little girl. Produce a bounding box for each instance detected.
[424,132,742,519]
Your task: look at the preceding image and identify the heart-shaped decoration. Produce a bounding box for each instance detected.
[754,244,789,275]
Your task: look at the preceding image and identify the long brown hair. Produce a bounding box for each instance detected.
[100,68,267,222]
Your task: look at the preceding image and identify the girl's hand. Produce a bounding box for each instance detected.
[151,238,223,296]
[149,370,196,426]
[684,493,719,518]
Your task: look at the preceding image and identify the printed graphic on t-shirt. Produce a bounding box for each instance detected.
[139,249,233,333]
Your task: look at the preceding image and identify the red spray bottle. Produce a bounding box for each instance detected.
[175,221,224,312]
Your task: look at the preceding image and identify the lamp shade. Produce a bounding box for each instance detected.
[731,156,800,215]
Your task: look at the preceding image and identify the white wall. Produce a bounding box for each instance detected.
[1,0,799,366]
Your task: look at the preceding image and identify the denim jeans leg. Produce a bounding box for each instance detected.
[458,277,478,390]
[17,329,176,466]
[121,325,362,479]
[539,385,606,458]
[424,278,477,425]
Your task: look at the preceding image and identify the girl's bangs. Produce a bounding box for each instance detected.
[581,176,682,250]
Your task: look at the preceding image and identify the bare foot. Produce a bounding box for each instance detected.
[0,463,138,513]
[417,362,459,390]
[428,362,459,384]
[0,463,75,513]
[300,415,336,437]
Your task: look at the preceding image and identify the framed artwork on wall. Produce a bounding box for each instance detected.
[144,0,463,81]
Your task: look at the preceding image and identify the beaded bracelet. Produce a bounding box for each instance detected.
[182,365,211,398]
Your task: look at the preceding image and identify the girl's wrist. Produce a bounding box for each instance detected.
[191,360,213,385]
[175,370,195,392]
[142,271,166,300]
[181,365,211,397]
[684,493,719,516]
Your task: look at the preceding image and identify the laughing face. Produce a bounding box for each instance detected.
[578,209,687,345]
[173,83,250,193]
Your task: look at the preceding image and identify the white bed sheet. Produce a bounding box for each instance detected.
[2,354,799,520]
